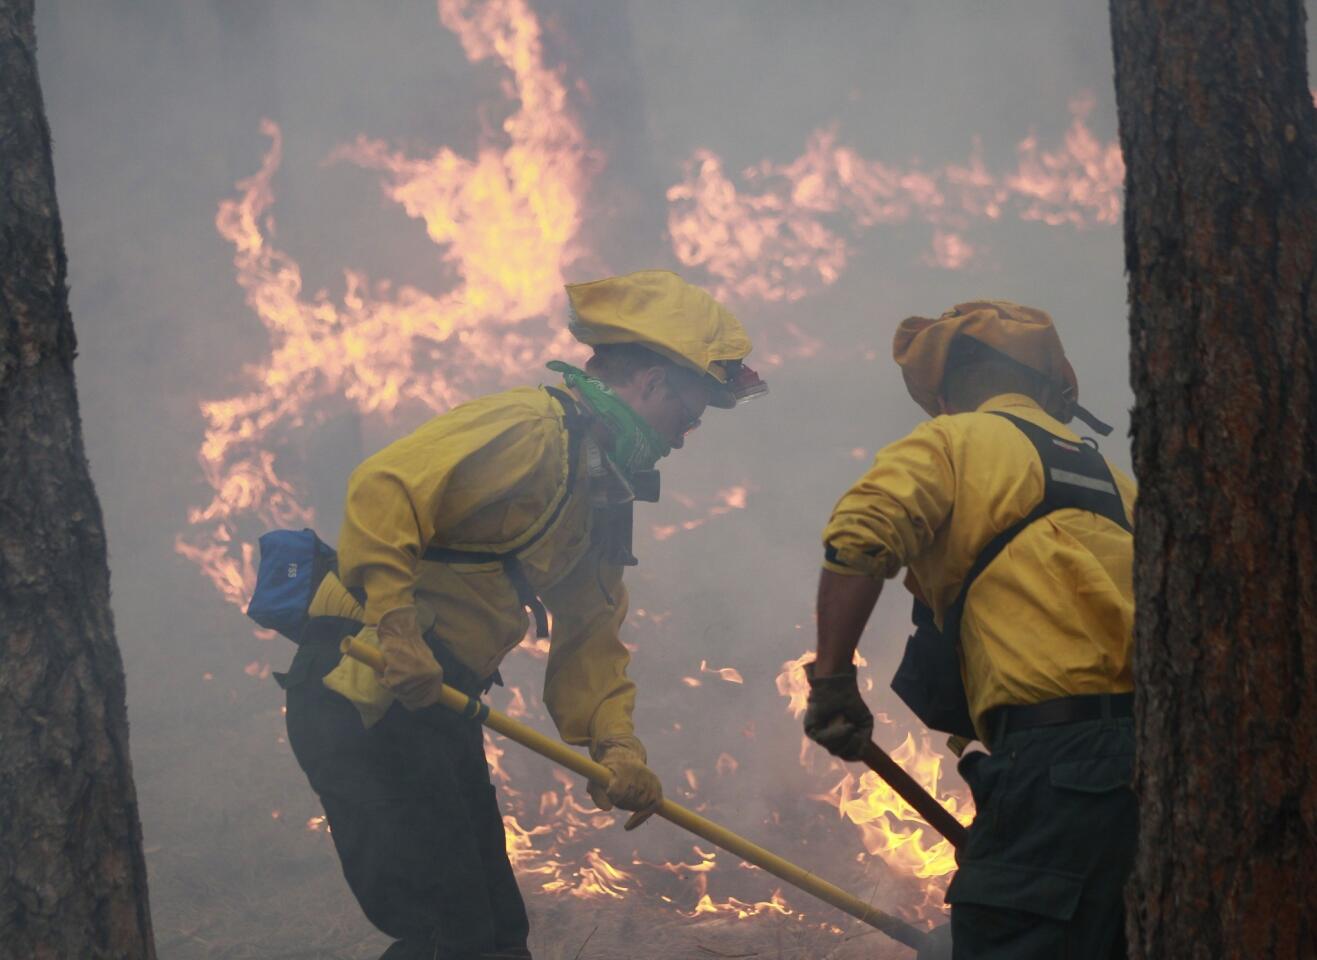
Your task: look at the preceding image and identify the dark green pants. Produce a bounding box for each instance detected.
[281,635,530,960]
[946,717,1135,960]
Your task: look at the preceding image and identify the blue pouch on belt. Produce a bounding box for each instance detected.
[246,528,338,642]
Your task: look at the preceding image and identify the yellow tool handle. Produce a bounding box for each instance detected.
[341,636,928,952]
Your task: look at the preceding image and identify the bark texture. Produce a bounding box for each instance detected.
[1109,1,1317,957]
[0,2,156,958]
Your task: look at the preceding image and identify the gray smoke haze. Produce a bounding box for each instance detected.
[33,2,1315,957]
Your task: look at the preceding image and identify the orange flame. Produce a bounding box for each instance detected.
[775,650,971,924]
[178,0,590,608]
[826,731,971,882]
[651,484,750,541]
[700,660,745,684]
[690,890,793,920]
[775,649,867,720]
[559,848,632,900]
[176,0,1111,935]
[667,93,1122,301]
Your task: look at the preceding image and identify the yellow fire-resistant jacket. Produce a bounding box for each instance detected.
[822,393,1136,737]
[320,386,635,753]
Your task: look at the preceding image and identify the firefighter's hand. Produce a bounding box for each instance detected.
[589,740,662,815]
[375,606,445,710]
[803,662,873,760]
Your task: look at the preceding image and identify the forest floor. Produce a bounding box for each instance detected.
[133,636,941,960]
[146,798,919,960]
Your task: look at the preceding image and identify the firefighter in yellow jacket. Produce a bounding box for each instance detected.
[803,302,1136,959]
[279,271,766,960]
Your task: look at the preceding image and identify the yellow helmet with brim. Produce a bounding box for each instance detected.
[893,300,1111,434]
[565,270,767,408]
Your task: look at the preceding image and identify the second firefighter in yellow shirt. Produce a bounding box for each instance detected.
[805,301,1136,960]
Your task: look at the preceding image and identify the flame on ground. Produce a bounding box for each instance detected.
[826,732,970,882]
[700,660,745,684]
[776,649,869,720]
[478,644,969,925]
[171,0,1120,937]
[651,484,750,541]
[691,890,793,920]
[489,719,802,920]
[776,651,973,924]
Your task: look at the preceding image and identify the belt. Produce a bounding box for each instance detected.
[983,692,1133,746]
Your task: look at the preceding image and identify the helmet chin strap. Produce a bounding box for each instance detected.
[953,337,1115,437]
[1073,404,1114,437]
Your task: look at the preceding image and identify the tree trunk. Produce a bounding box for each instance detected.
[0,2,156,958]
[1109,1,1317,957]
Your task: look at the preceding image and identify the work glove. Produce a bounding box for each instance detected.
[588,737,663,815]
[803,662,873,761]
[375,606,445,710]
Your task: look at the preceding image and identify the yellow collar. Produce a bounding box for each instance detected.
[974,392,1044,414]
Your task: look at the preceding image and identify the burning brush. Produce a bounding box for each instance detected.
[341,635,950,955]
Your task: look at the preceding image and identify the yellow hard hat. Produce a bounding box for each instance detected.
[893,300,1097,428]
[565,270,766,408]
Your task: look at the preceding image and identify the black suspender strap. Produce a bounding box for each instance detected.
[502,556,550,638]
[940,412,1131,649]
[544,385,589,435]
[420,386,588,638]
[891,411,1130,739]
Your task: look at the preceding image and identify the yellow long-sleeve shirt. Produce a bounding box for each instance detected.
[331,386,637,751]
[822,393,1135,734]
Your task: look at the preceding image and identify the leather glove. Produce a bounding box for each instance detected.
[375,606,445,710]
[588,738,663,813]
[802,662,873,760]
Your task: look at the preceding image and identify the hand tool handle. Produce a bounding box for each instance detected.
[859,741,969,850]
[340,636,928,952]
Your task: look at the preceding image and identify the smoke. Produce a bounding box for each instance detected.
[38,0,1301,956]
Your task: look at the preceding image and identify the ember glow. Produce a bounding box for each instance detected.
[667,93,1122,301]
[700,660,746,684]
[481,679,815,922]
[651,484,751,541]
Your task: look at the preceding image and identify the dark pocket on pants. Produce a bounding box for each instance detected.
[947,859,1085,960]
[1049,753,1133,795]
[947,859,1086,921]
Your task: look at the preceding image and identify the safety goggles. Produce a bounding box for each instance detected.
[665,371,707,436]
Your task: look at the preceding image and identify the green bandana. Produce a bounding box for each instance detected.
[546,361,671,478]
